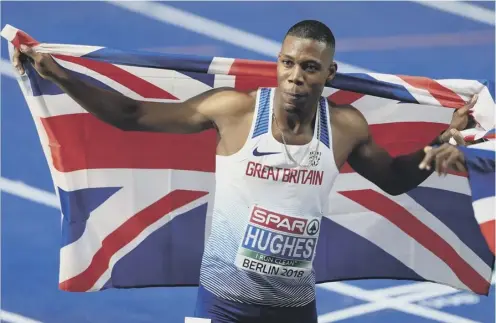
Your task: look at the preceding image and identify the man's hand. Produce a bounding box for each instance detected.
[419,143,466,175]
[439,95,478,143]
[445,128,467,146]
[12,44,67,81]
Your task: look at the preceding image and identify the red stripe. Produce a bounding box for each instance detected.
[54,54,178,100]
[228,59,277,78]
[340,189,489,294]
[229,59,277,91]
[464,135,476,142]
[399,76,466,108]
[59,189,208,292]
[12,29,40,48]
[41,114,216,172]
[480,220,495,255]
[328,91,365,105]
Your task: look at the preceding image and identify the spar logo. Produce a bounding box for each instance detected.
[250,207,320,236]
[238,206,322,262]
[236,206,322,278]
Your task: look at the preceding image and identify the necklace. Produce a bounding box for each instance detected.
[272,106,321,168]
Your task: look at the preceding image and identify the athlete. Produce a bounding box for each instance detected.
[13,20,476,323]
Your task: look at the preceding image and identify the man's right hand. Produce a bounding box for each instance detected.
[12,44,66,81]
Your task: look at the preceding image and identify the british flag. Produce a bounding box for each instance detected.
[2,24,495,295]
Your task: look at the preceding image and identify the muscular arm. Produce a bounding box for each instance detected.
[16,46,246,134]
[340,107,438,196]
[53,72,241,133]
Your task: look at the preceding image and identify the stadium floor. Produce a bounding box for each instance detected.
[1,1,495,323]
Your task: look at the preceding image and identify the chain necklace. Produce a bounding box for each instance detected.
[272,106,321,168]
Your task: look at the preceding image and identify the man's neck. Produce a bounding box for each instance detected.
[273,89,319,135]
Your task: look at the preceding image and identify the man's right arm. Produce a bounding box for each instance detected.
[14,45,243,134]
[53,75,239,133]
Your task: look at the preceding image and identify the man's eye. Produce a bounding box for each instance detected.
[282,60,293,67]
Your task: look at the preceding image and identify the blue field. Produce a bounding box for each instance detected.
[1,1,495,323]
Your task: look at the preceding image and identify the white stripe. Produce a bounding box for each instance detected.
[106,1,372,74]
[435,79,485,101]
[358,101,454,125]
[327,205,471,291]
[208,57,234,75]
[473,198,495,224]
[213,74,236,89]
[0,24,19,42]
[209,58,237,89]
[468,140,496,151]
[34,43,103,57]
[0,311,43,323]
[25,94,86,118]
[51,168,213,192]
[411,0,495,26]
[318,282,479,323]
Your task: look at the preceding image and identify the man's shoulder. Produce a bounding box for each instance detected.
[327,99,369,140]
[327,100,365,125]
[197,88,259,131]
[203,87,257,114]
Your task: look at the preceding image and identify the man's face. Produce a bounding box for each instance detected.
[277,35,336,113]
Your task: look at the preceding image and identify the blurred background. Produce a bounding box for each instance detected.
[1,1,495,323]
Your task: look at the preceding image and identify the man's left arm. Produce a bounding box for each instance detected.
[345,96,477,196]
[346,132,438,196]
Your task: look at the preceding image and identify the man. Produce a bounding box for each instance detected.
[13,20,475,323]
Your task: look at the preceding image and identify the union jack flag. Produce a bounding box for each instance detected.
[2,24,494,295]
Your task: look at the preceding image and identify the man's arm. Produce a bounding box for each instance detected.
[13,45,245,133]
[338,93,477,195]
[340,107,470,196]
[52,76,241,133]
[345,115,437,196]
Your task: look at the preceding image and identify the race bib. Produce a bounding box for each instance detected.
[235,206,321,279]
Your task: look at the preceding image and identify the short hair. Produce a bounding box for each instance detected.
[285,20,336,52]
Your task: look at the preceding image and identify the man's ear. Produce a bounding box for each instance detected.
[327,61,337,83]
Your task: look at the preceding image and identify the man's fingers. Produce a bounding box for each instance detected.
[420,146,435,170]
[19,44,38,60]
[457,94,478,115]
[445,154,466,173]
[434,148,452,175]
[451,129,466,146]
[11,48,25,75]
[442,151,463,175]
[455,161,467,173]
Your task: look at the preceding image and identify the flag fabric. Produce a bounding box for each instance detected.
[2,24,495,295]
[459,138,496,256]
[455,127,496,143]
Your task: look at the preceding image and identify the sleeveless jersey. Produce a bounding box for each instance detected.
[199,87,340,307]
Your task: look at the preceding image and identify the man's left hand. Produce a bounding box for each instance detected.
[439,95,478,143]
[419,143,466,175]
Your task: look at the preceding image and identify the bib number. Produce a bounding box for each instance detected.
[235,206,321,279]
